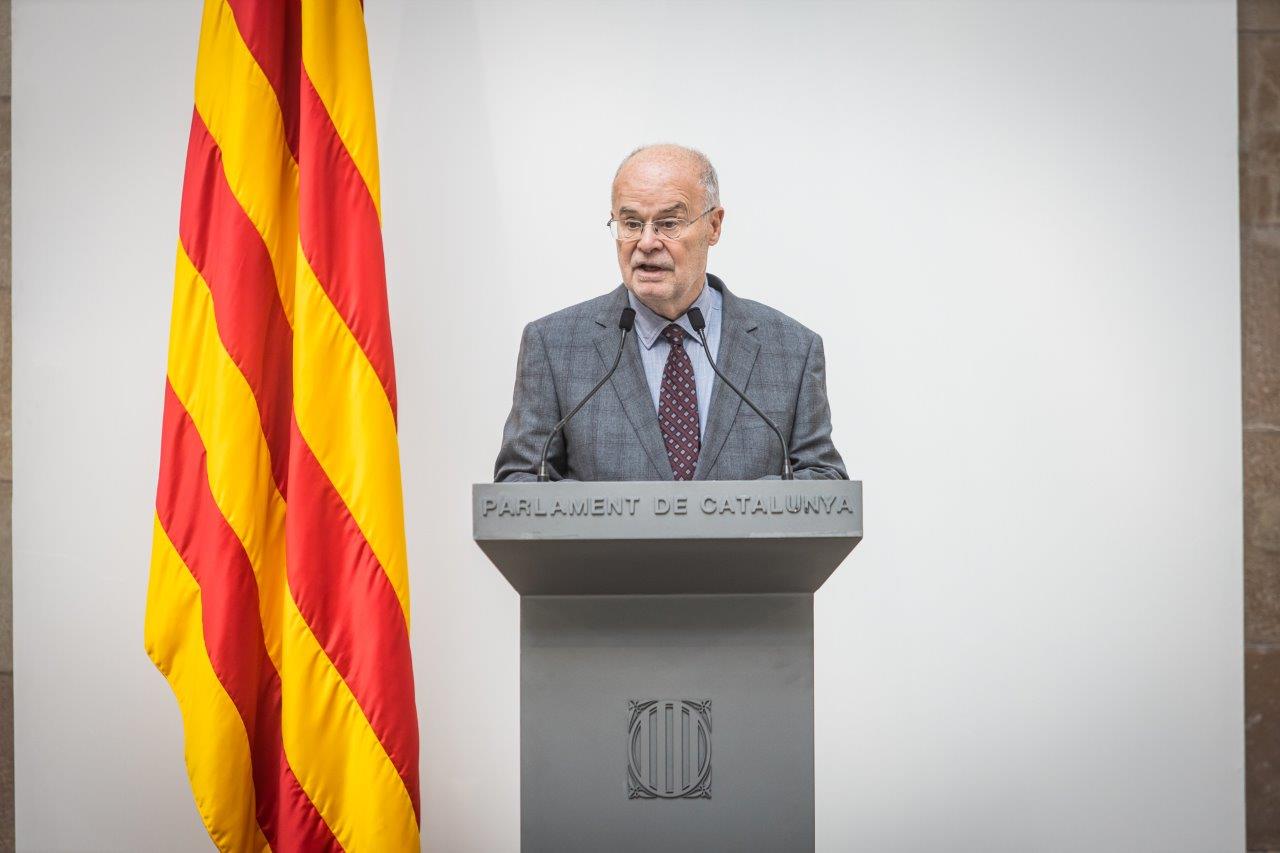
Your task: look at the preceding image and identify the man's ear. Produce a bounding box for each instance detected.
[707,207,725,246]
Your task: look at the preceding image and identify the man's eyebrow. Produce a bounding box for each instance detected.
[617,203,688,217]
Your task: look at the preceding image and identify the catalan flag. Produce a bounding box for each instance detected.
[143,2,419,850]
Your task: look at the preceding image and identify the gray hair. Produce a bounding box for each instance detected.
[614,144,720,209]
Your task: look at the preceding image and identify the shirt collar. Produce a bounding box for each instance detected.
[628,278,718,350]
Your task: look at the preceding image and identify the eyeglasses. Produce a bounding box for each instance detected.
[607,207,716,242]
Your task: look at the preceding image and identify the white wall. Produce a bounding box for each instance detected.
[14,1,1242,850]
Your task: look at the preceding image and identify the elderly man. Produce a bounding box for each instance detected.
[494,144,846,482]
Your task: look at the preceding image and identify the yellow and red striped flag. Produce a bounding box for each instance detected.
[143,2,419,850]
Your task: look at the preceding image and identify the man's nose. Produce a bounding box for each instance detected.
[636,223,664,252]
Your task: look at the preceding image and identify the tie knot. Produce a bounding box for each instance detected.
[662,323,686,347]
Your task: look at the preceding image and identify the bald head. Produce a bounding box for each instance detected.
[613,144,719,210]
[609,143,725,319]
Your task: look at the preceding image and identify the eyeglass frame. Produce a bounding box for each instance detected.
[606,206,718,242]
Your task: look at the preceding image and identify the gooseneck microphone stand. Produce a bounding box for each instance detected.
[537,307,637,481]
[687,307,794,480]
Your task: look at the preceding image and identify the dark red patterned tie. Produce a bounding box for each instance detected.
[658,323,700,480]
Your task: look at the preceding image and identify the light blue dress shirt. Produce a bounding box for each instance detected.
[627,280,723,439]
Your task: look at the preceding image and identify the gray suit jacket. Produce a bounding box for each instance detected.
[494,275,847,482]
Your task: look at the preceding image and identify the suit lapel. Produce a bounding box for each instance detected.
[694,282,760,480]
[594,288,673,480]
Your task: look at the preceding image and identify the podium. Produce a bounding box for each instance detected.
[473,480,862,852]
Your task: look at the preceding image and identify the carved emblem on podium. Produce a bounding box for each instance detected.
[627,699,712,799]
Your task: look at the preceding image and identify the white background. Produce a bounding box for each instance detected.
[13,0,1243,850]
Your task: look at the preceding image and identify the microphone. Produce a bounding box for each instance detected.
[537,306,637,481]
[687,307,794,480]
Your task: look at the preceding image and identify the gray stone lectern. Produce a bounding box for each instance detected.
[473,480,862,853]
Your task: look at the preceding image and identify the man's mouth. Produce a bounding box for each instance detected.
[635,263,670,274]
